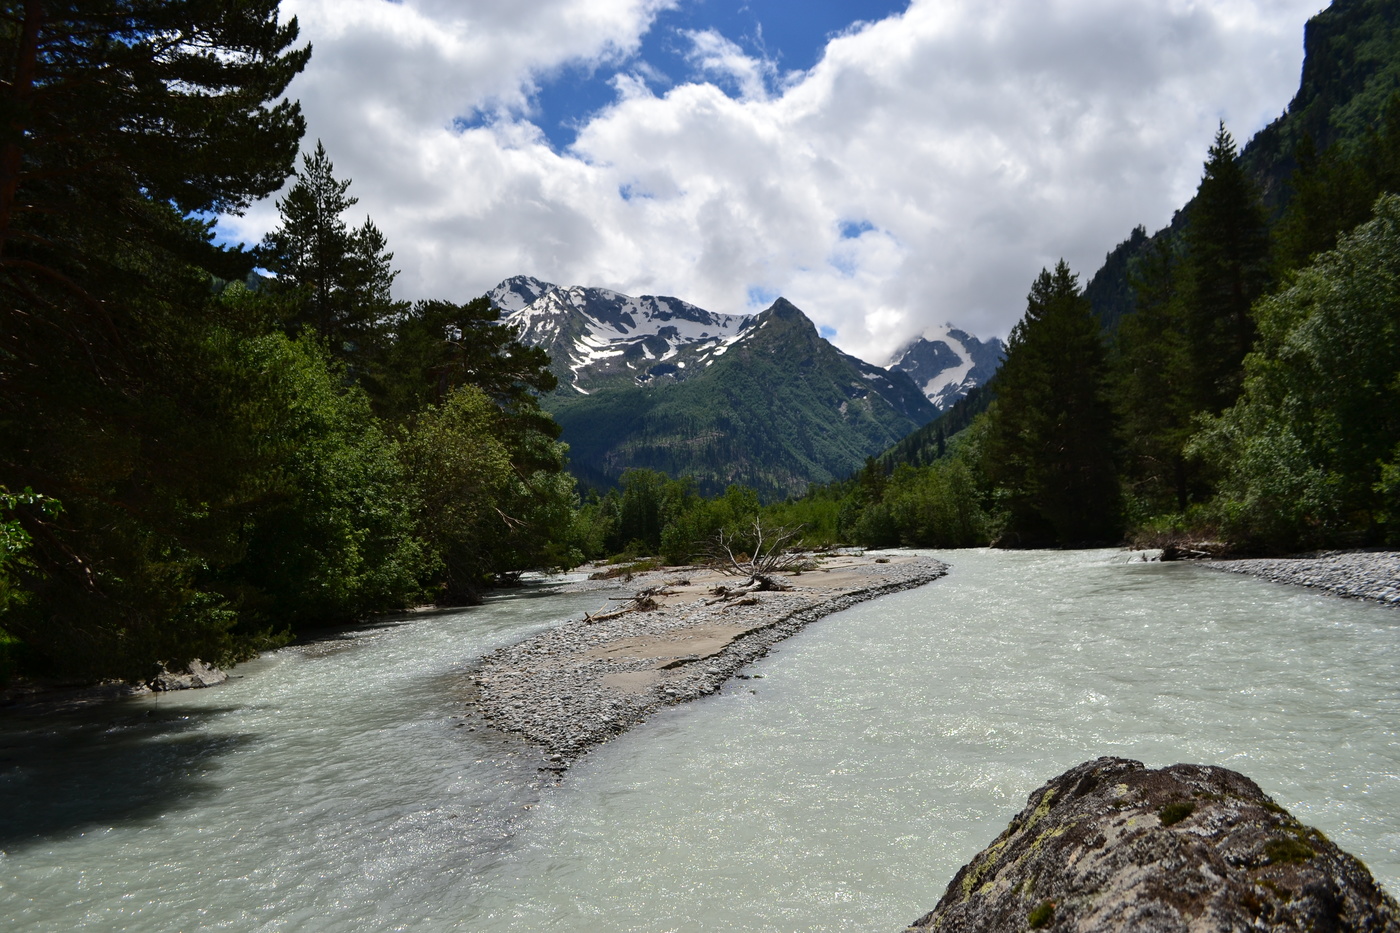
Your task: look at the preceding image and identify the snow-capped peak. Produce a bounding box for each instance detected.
[890,325,1006,411]
[488,278,755,394]
[487,275,555,313]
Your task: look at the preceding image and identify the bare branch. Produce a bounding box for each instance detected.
[708,518,808,592]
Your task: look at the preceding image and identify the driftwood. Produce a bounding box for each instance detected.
[708,520,808,595]
[583,587,670,623]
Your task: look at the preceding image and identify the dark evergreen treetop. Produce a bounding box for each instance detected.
[0,0,310,380]
[985,261,1119,546]
[0,2,313,678]
[1084,224,1149,331]
[0,0,308,243]
[258,141,401,345]
[1181,123,1272,414]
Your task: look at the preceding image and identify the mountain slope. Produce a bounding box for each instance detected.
[505,292,938,499]
[1087,0,1400,331]
[889,327,1006,410]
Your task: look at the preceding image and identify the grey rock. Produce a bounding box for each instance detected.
[906,757,1399,933]
[148,658,228,691]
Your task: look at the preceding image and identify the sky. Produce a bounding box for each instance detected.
[220,0,1328,363]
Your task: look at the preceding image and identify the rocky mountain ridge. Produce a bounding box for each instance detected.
[489,275,1001,412]
[489,276,751,395]
[487,276,949,497]
[890,328,1006,411]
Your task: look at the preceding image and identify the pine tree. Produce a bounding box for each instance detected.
[1111,236,1196,513]
[1276,94,1400,271]
[985,261,1119,546]
[258,141,404,351]
[0,1,308,382]
[0,2,311,677]
[1181,123,1272,414]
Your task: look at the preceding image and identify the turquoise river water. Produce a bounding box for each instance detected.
[1,548,1396,932]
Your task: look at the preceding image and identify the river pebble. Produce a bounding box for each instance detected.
[1205,550,1400,605]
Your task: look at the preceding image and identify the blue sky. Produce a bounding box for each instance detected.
[231,0,1326,361]
[529,1,910,149]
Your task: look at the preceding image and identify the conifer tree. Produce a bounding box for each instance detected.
[1181,123,1272,414]
[1276,94,1400,270]
[985,261,1119,546]
[258,141,404,352]
[0,1,308,381]
[0,1,312,677]
[1111,237,1195,512]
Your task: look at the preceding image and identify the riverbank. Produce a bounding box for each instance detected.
[468,552,948,775]
[1206,551,1400,606]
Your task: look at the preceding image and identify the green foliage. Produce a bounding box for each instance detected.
[223,334,427,627]
[795,414,993,550]
[1377,453,1400,545]
[0,487,58,615]
[1264,836,1317,865]
[1158,800,1196,826]
[1275,94,1400,269]
[661,484,763,564]
[764,490,843,548]
[1085,224,1151,331]
[1191,195,1400,550]
[377,297,557,419]
[1111,234,1198,515]
[1106,127,1272,535]
[1244,0,1400,195]
[985,262,1120,546]
[1182,124,1274,416]
[0,5,582,680]
[0,2,311,679]
[878,382,994,469]
[1027,900,1056,929]
[842,456,991,549]
[257,141,406,359]
[547,300,934,501]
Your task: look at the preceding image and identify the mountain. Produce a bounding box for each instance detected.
[889,327,1006,411]
[490,279,938,499]
[1242,0,1400,209]
[488,276,750,395]
[1088,0,1400,331]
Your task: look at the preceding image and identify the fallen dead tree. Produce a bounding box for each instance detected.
[708,520,809,595]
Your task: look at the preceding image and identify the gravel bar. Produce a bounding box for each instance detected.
[467,554,948,777]
[1205,551,1400,606]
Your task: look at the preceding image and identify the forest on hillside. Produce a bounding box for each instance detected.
[789,114,1400,556]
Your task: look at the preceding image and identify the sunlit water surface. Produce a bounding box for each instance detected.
[1,550,1396,932]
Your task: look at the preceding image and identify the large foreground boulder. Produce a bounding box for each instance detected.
[906,757,1398,932]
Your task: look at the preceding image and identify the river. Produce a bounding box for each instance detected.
[1,549,1396,931]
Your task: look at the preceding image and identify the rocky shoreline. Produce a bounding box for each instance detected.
[468,553,948,776]
[1206,551,1400,606]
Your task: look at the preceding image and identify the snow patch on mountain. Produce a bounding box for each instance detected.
[488,276,998,411]
[489,276,757,394]
[890,326,1006,411]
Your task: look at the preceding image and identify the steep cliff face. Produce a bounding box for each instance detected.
[906,757,1399,933]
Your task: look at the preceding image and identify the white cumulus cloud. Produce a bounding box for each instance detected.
[225,0,1323,365]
